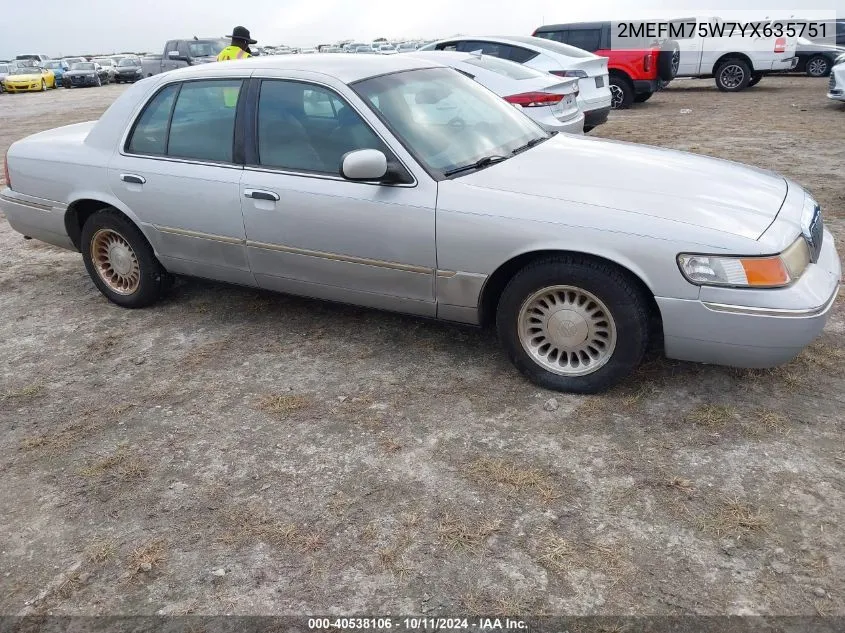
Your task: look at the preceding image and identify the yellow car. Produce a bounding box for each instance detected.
[3,65,56,93]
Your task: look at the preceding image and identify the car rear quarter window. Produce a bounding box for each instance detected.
[126,83,179,155]
[167,80,243,162]
[256,80,387,175]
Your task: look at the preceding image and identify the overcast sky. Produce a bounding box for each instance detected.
[1,0,841,58]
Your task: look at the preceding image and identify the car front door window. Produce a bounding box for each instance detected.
[256,79,389,175]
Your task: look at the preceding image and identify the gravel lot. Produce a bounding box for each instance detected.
[1,77,844,617]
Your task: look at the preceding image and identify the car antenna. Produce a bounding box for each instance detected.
[193,36,198,41]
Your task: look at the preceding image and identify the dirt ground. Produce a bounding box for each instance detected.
[1,77,844,618]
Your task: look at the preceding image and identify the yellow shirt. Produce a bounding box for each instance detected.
[217,46,251,61]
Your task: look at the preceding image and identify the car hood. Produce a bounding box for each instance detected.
[457,134,787,240]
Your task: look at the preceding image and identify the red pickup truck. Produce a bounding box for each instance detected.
[533,22,679,108]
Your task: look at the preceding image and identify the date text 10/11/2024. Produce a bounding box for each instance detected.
[307,617,529,630]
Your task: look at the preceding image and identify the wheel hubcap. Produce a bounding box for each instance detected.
[91,229,140,295]
[720,65,745,88]
[518,285,618,377]
[671,50,680,76]
[808,59,827,76]
[610,84,625,108]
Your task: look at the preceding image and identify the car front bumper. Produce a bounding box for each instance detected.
[4,81,42,92]
[656,229,841,368]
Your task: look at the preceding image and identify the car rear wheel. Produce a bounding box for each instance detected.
[715,59,751,92]
[806,55,830,77]
[609,74,634,109]
[81,209,171,308]
[634,92,653,103]
[496,257,650,394]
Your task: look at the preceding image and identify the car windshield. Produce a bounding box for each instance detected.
[72,63,95,71]
[463,55,546,79]
[10,67,40,75]
[118,58,139,67]
[43,61,62,69]
[95,59,114,66]
[188,40,227,57]
[353,67,546,176]
[0,65,11,73]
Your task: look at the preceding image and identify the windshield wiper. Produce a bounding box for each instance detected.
[511,133,555,156]
[443,155,509,177]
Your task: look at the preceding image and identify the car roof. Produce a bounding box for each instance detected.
[163,53,442,83]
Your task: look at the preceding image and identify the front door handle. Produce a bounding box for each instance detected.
[244,189,280,202]
[121,174,146,185]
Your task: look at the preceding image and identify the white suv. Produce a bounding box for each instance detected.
[420,36,612,131]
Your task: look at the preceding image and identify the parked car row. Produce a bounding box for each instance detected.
[0,53,144,92]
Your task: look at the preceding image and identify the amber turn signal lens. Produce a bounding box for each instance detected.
[739,257,790,286]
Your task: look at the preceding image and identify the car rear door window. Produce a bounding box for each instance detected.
[256,80,387,175]
[566,29,602,52]
[167,80,243,162]
[126,83,179,155]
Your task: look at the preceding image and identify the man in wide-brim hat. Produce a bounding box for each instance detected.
[217,26,257,61]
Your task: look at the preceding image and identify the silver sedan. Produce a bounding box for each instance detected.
[1,55,840,393]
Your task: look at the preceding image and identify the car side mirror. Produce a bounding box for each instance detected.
[341,149,388,181]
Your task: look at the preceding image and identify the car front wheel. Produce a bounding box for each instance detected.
[806,55,830,77]
[81,209,171,308]
[496,257,650,394]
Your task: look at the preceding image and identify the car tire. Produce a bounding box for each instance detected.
[496,256,651,394]
[633,92,653,103]
[96,75,102,87]
[657,40,680,81]
[81,209,171,309]
[609,74,634,109]
[715,58,751,92]
[805,55,830,77]
[41,79,46,91]
[748,73,763,87]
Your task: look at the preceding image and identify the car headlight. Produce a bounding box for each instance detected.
[678,238,810,288]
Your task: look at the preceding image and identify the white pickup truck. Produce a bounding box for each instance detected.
[670,17,799,90]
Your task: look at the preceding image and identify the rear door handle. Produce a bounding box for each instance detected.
[244,189,280,202]
[120,174,146,184]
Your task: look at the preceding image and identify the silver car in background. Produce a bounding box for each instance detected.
[420,35,612,131]
[409,50,583,134]
[0,55,839,393]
